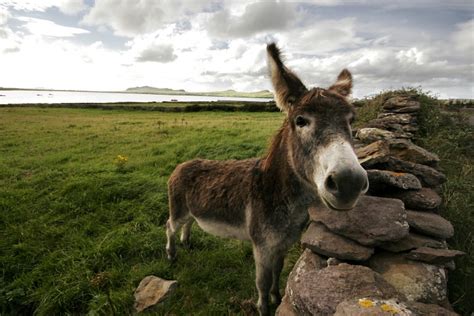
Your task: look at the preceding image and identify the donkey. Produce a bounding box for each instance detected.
[166,43,368,316]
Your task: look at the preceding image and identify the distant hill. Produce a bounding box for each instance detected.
[125,86,273,98]
[125,86,186,94]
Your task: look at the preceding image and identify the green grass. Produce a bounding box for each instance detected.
[0,108,304,315]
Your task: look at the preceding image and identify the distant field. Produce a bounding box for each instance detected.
[0,107,301,315]
[0,100,278,112]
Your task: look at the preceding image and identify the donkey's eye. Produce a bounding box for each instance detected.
[295,116,308,128]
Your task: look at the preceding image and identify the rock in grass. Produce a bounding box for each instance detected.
[369,252,448,305]
[380,232,446,253]
[406,247,465,264]
[385,187,442,211]
[367,169,422,191]
[134,276,178,312]
[301,222,374,261]
[285,259,403,315]
[309,196,409,246]
[406,210,454,239]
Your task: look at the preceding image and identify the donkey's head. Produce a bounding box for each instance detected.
[267,43,368,210]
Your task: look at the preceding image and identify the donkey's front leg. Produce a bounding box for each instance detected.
[253,246,274,316]
[270,255,284,305]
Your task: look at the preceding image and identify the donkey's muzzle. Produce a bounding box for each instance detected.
[323,167,368,210]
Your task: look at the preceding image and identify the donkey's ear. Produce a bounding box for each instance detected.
[329,69,352,97]
[267,43,307,112]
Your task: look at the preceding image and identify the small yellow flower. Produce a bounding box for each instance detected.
[358,298,375,308]
[381,303,399,314]
[114,154,129,171]
[116,155,128,162]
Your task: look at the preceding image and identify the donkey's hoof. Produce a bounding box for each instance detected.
[166,248,177,262]
[181,240,191,249]
[167,254,177,263]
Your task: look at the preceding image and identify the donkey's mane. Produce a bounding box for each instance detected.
[261,119,289,172]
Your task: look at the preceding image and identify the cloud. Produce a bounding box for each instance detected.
[207,1,296,38]
[452,19,474,55]
[59,0,87,15]
[278,17,365,54]
[136,44,177,63]
[1,0,87,15]
[82,0,207,37]
[17,17,89,37]
[0,6,9,25]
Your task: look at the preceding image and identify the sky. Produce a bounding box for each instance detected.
[0,0,473,99]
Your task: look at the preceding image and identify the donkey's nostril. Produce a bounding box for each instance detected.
[325,175,338,193]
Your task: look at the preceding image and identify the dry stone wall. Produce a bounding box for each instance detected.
[277,95,464,315]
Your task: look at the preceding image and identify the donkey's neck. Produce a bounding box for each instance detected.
[260,120,315,205]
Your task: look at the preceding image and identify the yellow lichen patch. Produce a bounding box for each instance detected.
[381,303,400,314]
[358,298,375,308]
[388,171,406,177]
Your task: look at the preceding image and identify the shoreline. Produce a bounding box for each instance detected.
[0,100,279,112]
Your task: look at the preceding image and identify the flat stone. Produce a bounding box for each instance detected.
[385,187,442,210]
[134,276,178,312]
[388,139,440,166]
[309,196,409,246]
[380,232,446,252]
[356,140,390,166]
[357,139,440,169]
[301,222,374,261]
[335,299,458,316]
[336,299,457,316]
[383,96,420,110]
[367,157,446,188]
[407,210,454,239]
[406,247,465,264]
[375,113,415,123]
[367,169,422,191]
[387,105,421,113]
[366,120,415,133]
[405,301,458,316]
[356,128,397,143]
[369,252,448,304]
[286,258,403,315]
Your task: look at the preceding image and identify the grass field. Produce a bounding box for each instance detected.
[0,108,304,315]
[1,93,472,315]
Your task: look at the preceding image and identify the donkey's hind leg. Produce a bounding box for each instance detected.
[180,219,194,248]
[166,219,178,261]
[166,192,190,261]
